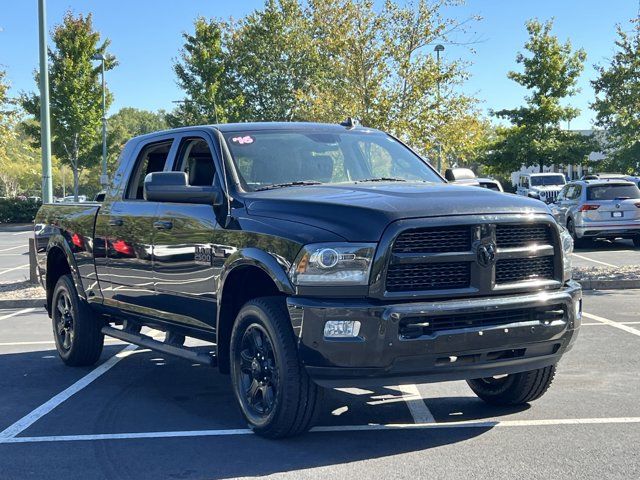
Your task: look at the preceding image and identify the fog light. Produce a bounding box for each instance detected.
[324,320,361,338]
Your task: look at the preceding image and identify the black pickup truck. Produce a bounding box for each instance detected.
[34,122,581,438]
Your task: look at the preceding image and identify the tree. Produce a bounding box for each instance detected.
[592,20,640,173]
[84,107,168,195]
[486,19,596,175]
[227,0,319,121]
[299,0,483,166]
[167,17,243,127]
[22,12,117,200]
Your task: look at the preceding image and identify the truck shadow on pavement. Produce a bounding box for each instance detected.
[0,347,534,479]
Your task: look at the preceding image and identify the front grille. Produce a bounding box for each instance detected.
[386,262,470,292]
[495,256,555,283]
[544,191,559,203]
[383,220,558,295]
[393,226,471,254]
[399,304,565,339]
[496,224,551,248]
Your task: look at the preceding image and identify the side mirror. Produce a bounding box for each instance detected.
[143,171,223,205]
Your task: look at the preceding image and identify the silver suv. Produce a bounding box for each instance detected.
[516,173,566,203]
[551,179,640,247]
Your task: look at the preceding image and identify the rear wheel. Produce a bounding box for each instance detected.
[51,274,104,366]
[230,297,322,438]
[467,365,556,406]
[633,236,640,248]
[567,218,588,248]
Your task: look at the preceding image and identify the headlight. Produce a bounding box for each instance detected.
[289,243,376,286]
[559,225,573,281]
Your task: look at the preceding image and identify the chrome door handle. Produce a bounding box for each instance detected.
[108,218,123,227]
[153,221,173,230]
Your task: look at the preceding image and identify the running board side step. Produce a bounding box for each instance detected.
[101,326,217,366]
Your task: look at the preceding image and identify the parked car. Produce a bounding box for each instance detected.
[60,195,87,203]
[516,173,566,204]
[34,122,581,438]
[445,168,504,192]
[551,179,640,247]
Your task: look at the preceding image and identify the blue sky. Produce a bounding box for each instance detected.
[0,0,637,129]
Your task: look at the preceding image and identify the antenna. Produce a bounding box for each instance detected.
[212,102,233,228]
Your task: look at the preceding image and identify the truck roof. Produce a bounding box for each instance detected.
[131,122,382,143]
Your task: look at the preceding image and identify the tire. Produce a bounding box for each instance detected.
[633,237,640,248]
[466,365,556,406]
[51,274,104,366]
[567,218,588,248]
[230,297,323,438]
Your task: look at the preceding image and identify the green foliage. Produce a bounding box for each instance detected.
[167,17,244,127]
[485,19,596,175]
[84,107,168,195]
[228,0,319,122]
[0,198,42,224]
[592,20,640,174]
[21,11,117,199]
[170,0,485,169]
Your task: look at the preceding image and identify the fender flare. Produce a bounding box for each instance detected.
[45,233,86,302]
[217,247,295,304]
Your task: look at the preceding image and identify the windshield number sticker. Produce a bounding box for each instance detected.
[231,135,254,145]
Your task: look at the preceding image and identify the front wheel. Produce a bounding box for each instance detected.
[467,365,556,406]
[230,297,322,438]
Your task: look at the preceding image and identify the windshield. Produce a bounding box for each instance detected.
[223,130,443,191]
[531,175,566,186]
[587,184,640,201]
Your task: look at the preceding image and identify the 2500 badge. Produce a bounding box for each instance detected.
[194,245,213,265]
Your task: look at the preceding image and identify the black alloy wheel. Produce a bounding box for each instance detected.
[238,324,279,417]
[230,297,323,438]
[53,289,75,351]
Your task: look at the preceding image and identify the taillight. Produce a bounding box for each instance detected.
[579,204,600,212]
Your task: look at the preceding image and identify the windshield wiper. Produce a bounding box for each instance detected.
[254,181,322,191]
[355,177,407,183]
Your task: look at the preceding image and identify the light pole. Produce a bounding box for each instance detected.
[38,0,53,203]
[92,53,108,187]
[434,44,445,173]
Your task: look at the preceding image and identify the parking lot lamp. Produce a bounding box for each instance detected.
[434,44,445,173]
[92,53,108,187]
[38,0,53,203]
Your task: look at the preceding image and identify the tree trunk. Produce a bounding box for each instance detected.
[72,163,79,201]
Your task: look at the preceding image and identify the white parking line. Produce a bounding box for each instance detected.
[0,245,26,252]
[0,308,37,321]
[571,253,617,268]
[2,416,640,444]
[394,384,436,424]
[11,230,31,236]
[0,344,138,440]
[583,312,640,338]
[0,264,29,276]
[582,321,640,326]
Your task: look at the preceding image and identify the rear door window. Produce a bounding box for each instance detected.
[173,137,217,186]
[126,140,173,199]
[587,184,640,201]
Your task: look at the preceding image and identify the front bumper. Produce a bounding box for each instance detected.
[288,281,582,387]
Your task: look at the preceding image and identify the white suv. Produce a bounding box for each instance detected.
[516,173,566,204]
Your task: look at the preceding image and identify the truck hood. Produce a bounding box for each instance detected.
[244,182,550,241]
[531,185,564,192]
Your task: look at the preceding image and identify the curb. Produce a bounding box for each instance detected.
[0,298,46,309]
[577,279,640,291]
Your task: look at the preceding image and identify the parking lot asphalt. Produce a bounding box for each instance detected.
[1,225,639,479]
[0,225,32,283]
